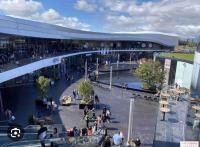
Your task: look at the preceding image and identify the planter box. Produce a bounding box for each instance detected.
[79,103,94,109]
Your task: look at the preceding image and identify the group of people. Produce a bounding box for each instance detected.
[65,73,74,83]
[37,124,59,147]
[83,106,111,128]
[103,132,141,147]
[43,98,57,112]
[67,125,98,137]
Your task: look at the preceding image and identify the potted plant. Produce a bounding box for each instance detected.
[77,80,94,109]
[35,76,50,107]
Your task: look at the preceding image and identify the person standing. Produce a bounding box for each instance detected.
[83,106,88,119]
[135,138,141,147]
[73,89,76,100]
[50,127,59,147]
[103,136,111,147]
[97,115,102,127]
[102,113,106,128]
[85,114,89,128]
[37,124,47,147]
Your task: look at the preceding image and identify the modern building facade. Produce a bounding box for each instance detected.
[0,15,179,84]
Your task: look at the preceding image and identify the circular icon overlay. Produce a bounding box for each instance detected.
[7,124,24,141]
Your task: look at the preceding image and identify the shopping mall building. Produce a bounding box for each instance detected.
[0,15,179,86]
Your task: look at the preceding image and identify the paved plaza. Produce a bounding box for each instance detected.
[1,73,159,146]
[1,71,194,147]
[154,97,189,147]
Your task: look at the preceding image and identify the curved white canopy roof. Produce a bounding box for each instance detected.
[0,15,178,47]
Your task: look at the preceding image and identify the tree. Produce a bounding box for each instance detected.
[77,80,93,104]
[135,59,165,90]
[36,76,50,99]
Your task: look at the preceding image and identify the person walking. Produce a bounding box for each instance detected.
[106,109,111,123]
[73,89,76,100]
[83,106,88,119]
[94,95,99,109]
[37,124,47,147]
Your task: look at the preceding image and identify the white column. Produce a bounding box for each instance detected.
[109,66,113,89]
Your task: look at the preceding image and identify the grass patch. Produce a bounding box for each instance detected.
[159,53,194,62]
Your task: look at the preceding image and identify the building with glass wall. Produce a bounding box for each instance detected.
[0,15,178,85]
[191,38,200,96]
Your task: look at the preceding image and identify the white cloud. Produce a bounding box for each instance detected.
[0,0,199,38]
[0,0,90,30]
[0,0,43,17]
[74,0,97,12]
[102,0,200,38]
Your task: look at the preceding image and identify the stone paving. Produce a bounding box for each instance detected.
[154,97,189,147]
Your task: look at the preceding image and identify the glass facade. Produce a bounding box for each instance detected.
[197,40,200,52]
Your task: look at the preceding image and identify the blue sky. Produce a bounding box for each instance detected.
[0,0,199,38]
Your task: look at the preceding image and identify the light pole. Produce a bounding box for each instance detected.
[0,90,4,119]
[117,53,120,79]
[85,59,87,81]
[127,98,134,142]
[96,58,99,81]
[129,53,132,64]
[109,66,113,90]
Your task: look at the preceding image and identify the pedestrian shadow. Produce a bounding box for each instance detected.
[168,118,179,123]
[186,121,193,126]
[107,127,118,131]
[96,103,110,110]
[168,111,176,115]
[111,120,120,124]
[169,102,176,105]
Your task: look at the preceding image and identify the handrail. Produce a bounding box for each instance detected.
[0,49,167,83]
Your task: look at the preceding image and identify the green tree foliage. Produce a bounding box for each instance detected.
[36,76,50,99]
[78,80,93,104]
[135,60,165,90]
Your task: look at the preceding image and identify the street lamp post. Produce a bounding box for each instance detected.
[109,66,113,90]
[117,53,119,79]
[127,98,134,142]
[0,90,4,119]
[96,58,99,81]
[85,59,87,81]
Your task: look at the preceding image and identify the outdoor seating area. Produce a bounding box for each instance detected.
[154,85,193,145]
[185,96,200,141]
